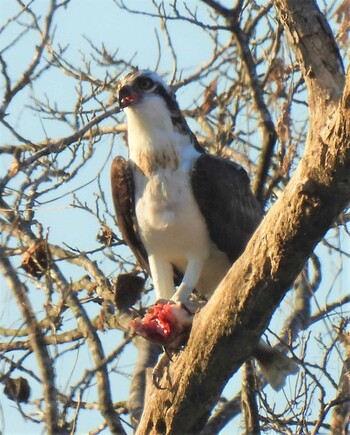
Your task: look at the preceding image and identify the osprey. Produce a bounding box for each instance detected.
[111,70,297,390]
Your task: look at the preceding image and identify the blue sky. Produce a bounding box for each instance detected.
[0,2,224,434]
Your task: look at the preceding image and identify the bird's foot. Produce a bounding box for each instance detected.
[152,351,172,389]
[130,301,193,349]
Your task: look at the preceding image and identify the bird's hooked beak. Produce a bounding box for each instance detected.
[118,85,142,109]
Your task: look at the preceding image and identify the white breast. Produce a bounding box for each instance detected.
[135,166,231,299]
[125,93,230,298]
[134,151,209,258]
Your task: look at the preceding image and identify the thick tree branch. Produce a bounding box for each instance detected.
[137,76,350,433]
[136,4,350,433]
[273,0,344,115]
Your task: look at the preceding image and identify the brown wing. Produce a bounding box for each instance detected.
[191,154,263,264]
[110,156,150,274]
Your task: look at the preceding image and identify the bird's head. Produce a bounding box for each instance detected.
[117,69,173,109]
[117,69,203,148]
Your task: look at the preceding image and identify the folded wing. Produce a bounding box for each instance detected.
[191,153,263,263]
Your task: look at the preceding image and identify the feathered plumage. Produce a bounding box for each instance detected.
[111,69,298,390]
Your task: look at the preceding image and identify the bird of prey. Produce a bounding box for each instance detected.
[111,69,298,390]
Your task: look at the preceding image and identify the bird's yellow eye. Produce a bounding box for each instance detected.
[137,77,154,91]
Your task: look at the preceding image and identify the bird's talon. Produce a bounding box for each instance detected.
[152,352,171,389]
[152,370,166,390]
[163,346,174,361]
[179,300,206,315]
[155,299,175,306]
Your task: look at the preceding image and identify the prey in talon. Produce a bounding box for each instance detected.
[111,69,298,391]
[131,301,195,389]
[130,301,194,350]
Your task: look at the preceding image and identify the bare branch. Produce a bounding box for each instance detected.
[331,326,350,434]
[0,249,62,434]
[241,360,260,435]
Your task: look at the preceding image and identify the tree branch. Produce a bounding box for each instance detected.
[273,0,344,115]
[50,266,127,435]
[229,20,277,203]
[200,391,241,434]
[331,326,350,434]
[241,360,260,434]
[136,4,350,433]
[0,249,62,434]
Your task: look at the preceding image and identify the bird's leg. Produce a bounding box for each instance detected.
[132,257,205,387]
[148,255,175,301]
[171,257,205,313]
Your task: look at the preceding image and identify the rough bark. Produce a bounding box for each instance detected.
[136,1,350,433]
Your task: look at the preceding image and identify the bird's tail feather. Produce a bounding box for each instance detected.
[253,339,299,391]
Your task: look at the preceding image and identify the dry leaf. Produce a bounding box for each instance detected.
[4,377,30,403]
[114,272,146,311]
[21,240,51,278]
